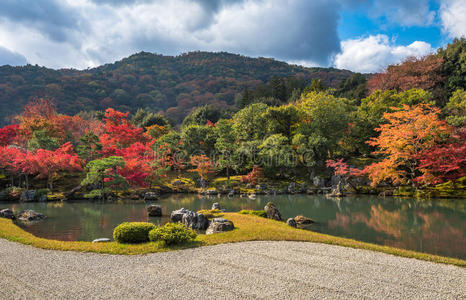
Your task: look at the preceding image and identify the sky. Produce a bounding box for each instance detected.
[0,0,464,73]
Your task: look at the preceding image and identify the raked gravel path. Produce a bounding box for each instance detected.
[0,238,464,299]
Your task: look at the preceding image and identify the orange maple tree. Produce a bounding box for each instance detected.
[363,103,452,186]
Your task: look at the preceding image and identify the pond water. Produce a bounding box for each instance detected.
[2,194,465,259]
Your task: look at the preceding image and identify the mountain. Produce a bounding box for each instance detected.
[0,51,354,124]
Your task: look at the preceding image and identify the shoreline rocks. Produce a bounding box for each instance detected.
[0,208,15,220]
[16,210,46,222]
[286,218,297,228]
[170,208,189,223]
[294,215,314,225]
[182,211,209,230]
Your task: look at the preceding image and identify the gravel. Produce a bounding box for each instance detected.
[0,239,464,299]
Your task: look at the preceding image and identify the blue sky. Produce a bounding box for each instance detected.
[0,0,464,73]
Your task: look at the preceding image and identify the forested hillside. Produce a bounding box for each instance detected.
[0,51,353,125]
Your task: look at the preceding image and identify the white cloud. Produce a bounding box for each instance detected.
[334,35,433,73]
[0,0,341,69]
[440,0,466,38]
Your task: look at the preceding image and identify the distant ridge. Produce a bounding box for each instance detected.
[0,51,353,124]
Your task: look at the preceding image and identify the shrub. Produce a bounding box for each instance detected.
[197,209,222,219]
[113,222,156,244]
[149,222,197,245]
[238,210,267,218]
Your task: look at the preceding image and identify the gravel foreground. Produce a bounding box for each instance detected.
[0,239,464,299]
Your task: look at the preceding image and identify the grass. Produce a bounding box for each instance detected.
[0,214,465,267]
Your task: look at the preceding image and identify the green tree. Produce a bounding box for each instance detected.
[263,105,299,137]
[81,156,128,200]
[258,134,294,177]
[76,132,102,162]
[438,38,466,97]
[181,105,222,128]
[444,89,466,127]
[28,129,60,151]
[214,119,238,184]
[181,124,217,156]
[232,103,268,141]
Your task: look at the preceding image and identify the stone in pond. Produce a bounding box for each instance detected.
[206,218,234,235]
[16,210,46,222]
[170,208,189,223]
[211,202,220,210]
[286,218,297,228]
[147,204,162,217]
[92,238,111,243]
[143,192,159,201]
[0,208,15,220]
[182,211,209,230]
[264,202,282,221]
[294,215,314,225]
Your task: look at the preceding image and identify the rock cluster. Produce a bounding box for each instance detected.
[16,210,46,222]
[0,208,15,220]
[182,211,209,230]
[286,218,297,228]
[170,208,234,233]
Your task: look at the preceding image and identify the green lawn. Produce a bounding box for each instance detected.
[0,213,464,267]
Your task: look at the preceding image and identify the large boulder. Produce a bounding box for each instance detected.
[264,202,282,221]
[294,215,315,225]
[0,208,15,220]
[16,210,46,222]
[170,208,189,223]
[206,218,234,235]
[147,205,162,217]
[182,211,209,230]
[286,218,297,228]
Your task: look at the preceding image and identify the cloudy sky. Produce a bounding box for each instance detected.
[0,0,464,73]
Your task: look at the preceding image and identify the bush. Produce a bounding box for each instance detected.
[113,222,156,244]
[197,209,222,219]
[238,210,267,218]
[149,222,197,245]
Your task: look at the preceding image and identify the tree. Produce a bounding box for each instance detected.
[27,129,60,151]
[181,124,217,157]
[214,119,237,184]
[24,142,83,190]
[444,89,466,127]
[181,105,222,128]
[76,132,102,162]
[233,103,268,141]
[188,155,215,188]
[367,55,444,102]
[335,73,367,102]
[294,91,353,162]
[263,105,299,137]
[326,159,364,191]
[0,124,19,146]
[415,130,466,184]
[241,165,263,186]
[81,156,128,200]
[258,134,294,177]
[363,104,452,187]
[438,38,466,97]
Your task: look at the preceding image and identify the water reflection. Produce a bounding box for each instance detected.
[2,194,465,259]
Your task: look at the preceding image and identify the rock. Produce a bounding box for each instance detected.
[206,218,234,234]
[328,180,345,197]
[143,192,159,201]
[286,218,297,228]
[20,190,37,202]
[205,189,218,196]
[256,184,267,191]
[16,210,46,222]
[170,208,189,223]
[227,190,235,197]
[246,183,253,189]
[92,238,111,243]
[0,208,15,220]
[264,202,282,221]
[182,211,210,230]
[211,202,221,210]
[172,180,183,186]
[313,176,325,188]
[147,205,162,217]
[287,182,296,193]
[248,193,256,199]
[294,215,314,225]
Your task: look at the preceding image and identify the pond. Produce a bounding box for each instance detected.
[2,194,465,259]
